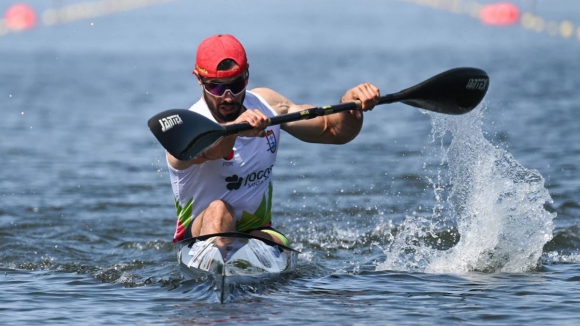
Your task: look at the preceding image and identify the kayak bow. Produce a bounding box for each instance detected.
[177,232,299,303]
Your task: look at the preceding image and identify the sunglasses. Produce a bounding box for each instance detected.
[202,77,248,97]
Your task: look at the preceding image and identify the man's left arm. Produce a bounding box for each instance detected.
[251,84,380,144]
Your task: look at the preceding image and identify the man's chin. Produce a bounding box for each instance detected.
[220,114,239,122]
[219,107,241,122]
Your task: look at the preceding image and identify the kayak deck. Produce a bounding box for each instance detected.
[177,232,299,303]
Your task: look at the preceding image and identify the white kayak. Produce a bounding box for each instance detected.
[177,232,299,303]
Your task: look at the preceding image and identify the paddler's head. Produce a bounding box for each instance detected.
[193,34,250,123]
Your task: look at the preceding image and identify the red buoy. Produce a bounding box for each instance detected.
[480,2,520,26]
[5,3,37,31]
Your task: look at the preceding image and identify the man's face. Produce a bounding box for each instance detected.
[197,72,248,123]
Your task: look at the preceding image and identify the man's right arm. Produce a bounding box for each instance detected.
[166,134,237,170]
[166,109,271,170]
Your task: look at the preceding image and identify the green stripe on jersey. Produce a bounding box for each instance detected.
[237,182,273,232]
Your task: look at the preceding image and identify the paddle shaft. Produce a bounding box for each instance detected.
[148,67,489,160]
[223,94,398,135]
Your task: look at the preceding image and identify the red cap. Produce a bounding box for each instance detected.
[194,34,249,79]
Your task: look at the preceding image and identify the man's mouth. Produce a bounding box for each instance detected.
[220,104,239,113]
[221,105,236,110]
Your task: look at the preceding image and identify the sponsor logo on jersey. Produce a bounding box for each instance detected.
[225,165,274,190]
[265,130,277,153]
[225,174,243,190]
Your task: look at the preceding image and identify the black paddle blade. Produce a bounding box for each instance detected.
[393,67,489,115]
[147,109,225,160]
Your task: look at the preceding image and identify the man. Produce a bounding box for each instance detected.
[167,34,380,246]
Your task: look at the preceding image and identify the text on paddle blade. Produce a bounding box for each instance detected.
[159,114,183,132]
[465,78,488,91]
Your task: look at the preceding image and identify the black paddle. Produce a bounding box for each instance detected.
[148,67,489,160]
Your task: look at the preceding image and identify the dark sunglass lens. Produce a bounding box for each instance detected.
[205,83,227,96]
[204,78,247,96]
[228,79,247,94]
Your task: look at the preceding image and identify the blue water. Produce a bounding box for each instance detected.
[2,0,580,324]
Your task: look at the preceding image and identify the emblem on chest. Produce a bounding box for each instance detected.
[265,130,277,153]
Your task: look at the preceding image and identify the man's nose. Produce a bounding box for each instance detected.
[222,89,236,100]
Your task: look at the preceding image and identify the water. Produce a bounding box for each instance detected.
[2,0,580,324]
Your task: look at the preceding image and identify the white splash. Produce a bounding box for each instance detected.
[377,106,555,274]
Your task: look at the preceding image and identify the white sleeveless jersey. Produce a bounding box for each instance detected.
[167,91,280,242]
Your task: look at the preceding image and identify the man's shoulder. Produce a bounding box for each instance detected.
[249,87,277,98]
[248,88,289,116]
[245,89,281,116]
[248,88,278,105]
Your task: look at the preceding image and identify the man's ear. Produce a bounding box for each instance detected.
[193,71,203,86]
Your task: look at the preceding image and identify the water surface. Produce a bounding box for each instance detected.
[2,0,580,324]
